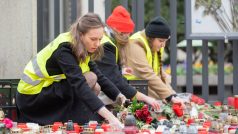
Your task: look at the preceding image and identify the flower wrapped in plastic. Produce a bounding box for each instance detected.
[117,99,181,128]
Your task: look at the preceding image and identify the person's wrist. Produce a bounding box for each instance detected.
[146,96,155,103]
[165,94,177,103]
[116,93,122,99]
[108,116,118,123]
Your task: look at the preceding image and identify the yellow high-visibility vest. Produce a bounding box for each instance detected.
[124,31,164,80]
[18,32,90,94]
[100,34,118,63]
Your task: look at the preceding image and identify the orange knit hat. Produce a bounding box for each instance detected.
[106,5,135,33]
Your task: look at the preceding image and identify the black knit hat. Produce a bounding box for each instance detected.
[145,16,171,39]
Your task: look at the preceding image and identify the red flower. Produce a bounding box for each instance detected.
[135,110,143,119]
[135,104,153,123]
[130,101,157,125]
[213,101,222,106]
[172,103,183,117]
[191,95,205,105]
[146,116,153,124]
[142,110,150,117]
[142,105,149,111]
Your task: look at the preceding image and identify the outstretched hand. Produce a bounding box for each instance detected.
[171,96,186,109]
[108,116,124,130]
[116,93,127,106]
[145,97,160,112]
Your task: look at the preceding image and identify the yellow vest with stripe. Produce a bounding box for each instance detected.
[124,31,164,80]
[100,34,119,63]
[18,32,90,95]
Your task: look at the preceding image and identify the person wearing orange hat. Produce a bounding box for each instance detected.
[95,5,160,111]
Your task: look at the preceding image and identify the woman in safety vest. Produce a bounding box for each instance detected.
[95,6,160,110]
[16,13,125,127]
[124,16,185,106]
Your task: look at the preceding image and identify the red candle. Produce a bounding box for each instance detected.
[172,103,183,117]
[234,95,238,109]
[52,122,63,131]
[154,132,162,134]
[198,128,207,134]
[228,97,234,107]
[17,123,30,132]
[187,118,195,125]
[17,123,27,129]
[89,124,97,130]
[73,123,82,133]
[203,121,211,128]
[101,124,110,132]
[213,101,222,106]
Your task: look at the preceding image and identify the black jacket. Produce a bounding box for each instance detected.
[96,41,137,99]
[16,43,120,125]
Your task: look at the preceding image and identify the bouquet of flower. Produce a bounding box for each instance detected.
[117,99,183,128]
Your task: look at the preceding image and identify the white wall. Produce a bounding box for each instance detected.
[0,0,105,79]
[0,0,37,79]
[80,0,106,22]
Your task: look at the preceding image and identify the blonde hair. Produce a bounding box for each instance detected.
[69,13,104,61]
[113,30,129,65]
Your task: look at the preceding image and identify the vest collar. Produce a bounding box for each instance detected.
[104,26,116,43]
[140,30,154,52]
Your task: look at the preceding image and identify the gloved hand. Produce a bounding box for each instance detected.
[115,93,127,105]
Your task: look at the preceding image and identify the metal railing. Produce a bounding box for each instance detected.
[36,0,238,103]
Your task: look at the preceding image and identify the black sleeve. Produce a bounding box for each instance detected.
[89,61,120,101]
[95,43,137,99]
[54,44,104,112]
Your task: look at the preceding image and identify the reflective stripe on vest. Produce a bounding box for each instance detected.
[100,34,118,63]
[18,32,90,94]
[124,31,164,80]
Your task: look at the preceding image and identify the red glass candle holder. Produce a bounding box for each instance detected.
[17,123,30,132]
[89,124,97,130]
[154,132,162,134]
[101,124,110,132]
[198,128,207,134]
[234,95,238,109]
[203,121,211,128]
[52,122,63,132]
[172,103,183,117]
[73,123,82,133]
[187,118,195,125]
[228,97,234,107]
